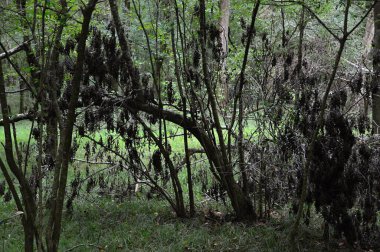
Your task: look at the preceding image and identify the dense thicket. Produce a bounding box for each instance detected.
[1,0,380,251]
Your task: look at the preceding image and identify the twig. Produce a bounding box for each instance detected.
[64,243,99,252]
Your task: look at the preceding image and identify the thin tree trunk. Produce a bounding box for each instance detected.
[46,2,98,250]
[0,48,37,252]
[373,2,380,133]
[289,2,353,242]
[171,26,195,216]
[135,114,187,217]
[19,81,25,113]
[199,0,238,216]
[219,0,230,104]
[238,93,248,196]
[109,0,140,91]
[289,40,346,244]
[258,148,265,218]
[183,100,195,216]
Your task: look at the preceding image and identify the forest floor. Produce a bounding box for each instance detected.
[0,196,353,252]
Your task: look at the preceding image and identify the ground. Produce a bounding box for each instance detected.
[1,195,344,252]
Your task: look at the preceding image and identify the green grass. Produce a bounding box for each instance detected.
[0,196,331,252]
[0,120,33,143]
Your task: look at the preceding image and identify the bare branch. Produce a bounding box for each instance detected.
[5,88,28,94]
[0,41,36,97]
[0,112,34,127]
[0,40,31,60]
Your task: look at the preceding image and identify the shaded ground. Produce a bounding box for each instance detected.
[1,196,355,252]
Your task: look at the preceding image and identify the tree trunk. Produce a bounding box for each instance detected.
[200,0,254,220]
[46,2,98,250]
[24,221,35,252]
[0,47,37,252]
[373,2,380,134]
[289,2,355,241]
[229,179,255,220]
[19,81,25,113]
[238,84,248,196]
[184,99,195,217]
[361,10,373,129]
[170,24,195,217]
[219,0,230,104]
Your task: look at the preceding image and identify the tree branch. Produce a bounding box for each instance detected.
[0,112,34,127]
[0,40,31,60]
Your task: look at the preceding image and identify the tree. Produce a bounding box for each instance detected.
[373,1,380,133]
[0,1,98,250]
[289,0,375,244]
[219,0,230,103]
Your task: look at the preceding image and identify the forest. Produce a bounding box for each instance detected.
[0,0,379,251]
